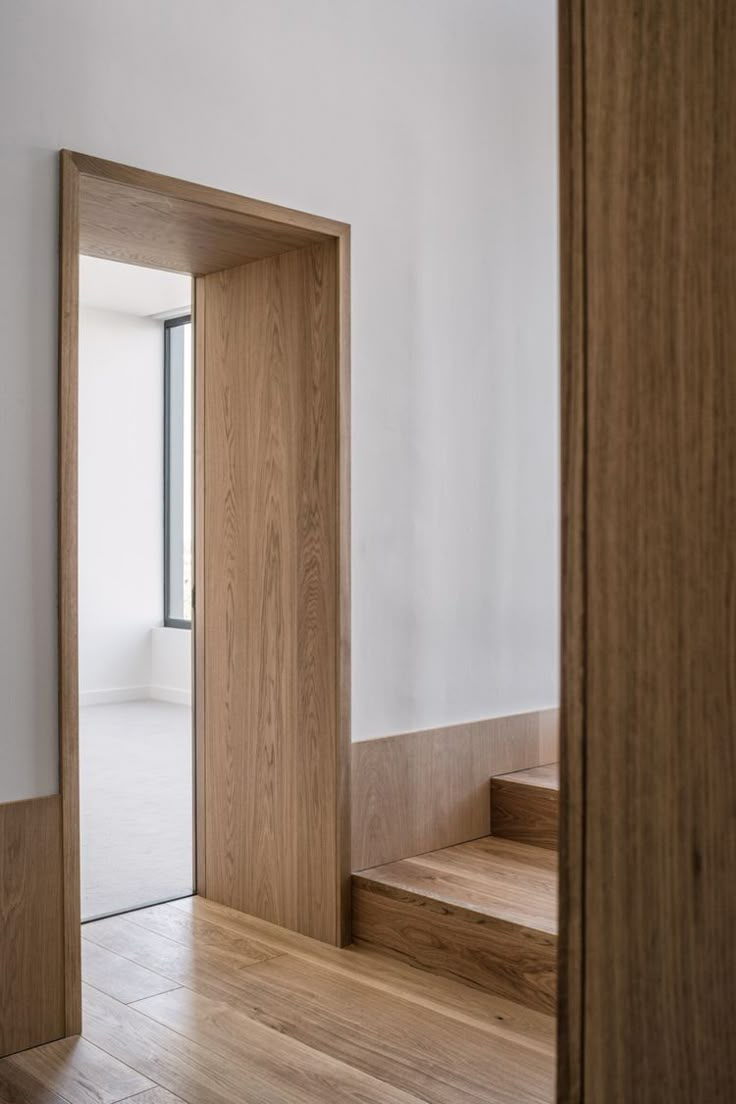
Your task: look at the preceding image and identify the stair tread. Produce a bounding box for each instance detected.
[354,836,558,936]
[493,762,559,791]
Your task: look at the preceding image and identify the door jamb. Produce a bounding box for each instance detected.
[58,150,352,1033]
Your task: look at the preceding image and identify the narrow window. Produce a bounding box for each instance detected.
[164,315,193,628]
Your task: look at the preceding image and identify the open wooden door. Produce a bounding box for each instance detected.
[47,153,351,1047]
[197,241,348,943]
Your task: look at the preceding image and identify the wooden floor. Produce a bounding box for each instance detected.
[0,895,555,1104]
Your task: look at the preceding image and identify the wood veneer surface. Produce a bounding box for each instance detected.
[560,1,736,1098]
[352,708,559,871]
[0,796,65,1057]
[353,838,558,1013]
[0,899,556,1104]
[70,152,345,276]
[202,242,345,944]
[491,766,559,851]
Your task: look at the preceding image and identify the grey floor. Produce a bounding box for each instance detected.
[80,700,194,921]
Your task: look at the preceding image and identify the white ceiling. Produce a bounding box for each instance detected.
[79,256,191,318]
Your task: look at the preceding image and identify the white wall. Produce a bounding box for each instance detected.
[0,0,558,799]
[78,307,163,704]
[150,628,192,706]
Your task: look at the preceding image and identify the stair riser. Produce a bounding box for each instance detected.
[352,879,557,1014]
[491,781,559,851]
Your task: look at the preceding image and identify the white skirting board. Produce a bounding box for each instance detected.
[79,686,191,708]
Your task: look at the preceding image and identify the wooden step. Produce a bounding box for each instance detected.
[352,836,557,1013]
[491,763,559,850]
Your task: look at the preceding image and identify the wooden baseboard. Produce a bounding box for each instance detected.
[0,795,66,1057]
[351,708,559,871]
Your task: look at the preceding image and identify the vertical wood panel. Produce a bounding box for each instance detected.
[556,0,586,1099]
[352,710,559,871]
[0,797,65,1057]
[561,2,736,1098]
[58,149,82,1037]
[193,276,207,898]
[202,242,345,944]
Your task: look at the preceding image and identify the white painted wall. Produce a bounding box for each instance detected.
[78,307,163,704]
[151,628,192,707]
[0,0,558,799]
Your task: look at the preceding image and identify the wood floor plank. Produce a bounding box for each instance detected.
[82,915,281,1005]
[82,940,180,1005]
[121,905,281,962]
[168,896,555,1053]
[83,983,423,1104]
[0,1062,70,1104]
[118,1090,183,1104]
[4,1037,152,1104]
[132,956,554,1104]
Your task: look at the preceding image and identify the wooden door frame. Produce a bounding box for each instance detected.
[556,1,585,1097]
[58,150,351,1034]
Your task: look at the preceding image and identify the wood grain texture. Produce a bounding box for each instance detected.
[58,149,82,1037]
[69,151,346,277]
[14,898,553,1104]
[60,154,351,1045]
[352,709,559,871]
[491,766,559,851]
[556,0,586,1097]
[193,275,207,898]
[201,241,346,943]
[0,1061,70,1104]
[353,842,557,1014]
[132,964,554,1104]
[84,983,420,1104]
[81,939,180,1005]
[560,1,736,1099]
[4,1037,152,1104]
[336,228,352,945]
[171,895,556,1056]
[0,796,65,1057]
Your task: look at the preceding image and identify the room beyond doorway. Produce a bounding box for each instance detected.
[78,256,194,921]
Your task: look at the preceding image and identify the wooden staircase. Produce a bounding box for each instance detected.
[352,762,559,1013]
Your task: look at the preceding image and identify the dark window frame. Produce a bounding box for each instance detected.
[164,314,192,629]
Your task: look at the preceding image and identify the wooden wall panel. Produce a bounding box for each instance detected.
[560,1,736,1098]
[0,796,65,1057]
[202,241,346,944]
[352,709,558,871]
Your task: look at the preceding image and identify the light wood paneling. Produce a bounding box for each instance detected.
[70,152,346,276]
[59,154,351,1044]
[200,240,346,944]
[193,275,207,897]
[353,838,557,1013]
[491,765,559,851]
[352,708,558,871]
[560,0,736,1098]
[0,796,65,1058]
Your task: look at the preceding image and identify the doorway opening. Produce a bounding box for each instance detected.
[77,257,195,921]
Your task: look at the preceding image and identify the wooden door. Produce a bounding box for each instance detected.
[198,241,349,945]
[559,1,736,1098]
